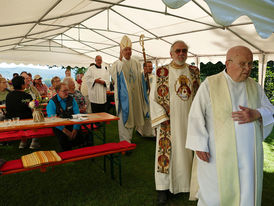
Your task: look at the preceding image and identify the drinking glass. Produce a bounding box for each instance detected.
[50,114,57,120]
[12,117,20,124]
[4,119,11,125]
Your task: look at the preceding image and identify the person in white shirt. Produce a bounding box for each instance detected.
[85,56,110,114]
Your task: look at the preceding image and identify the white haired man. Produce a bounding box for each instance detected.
[150,40,200,205]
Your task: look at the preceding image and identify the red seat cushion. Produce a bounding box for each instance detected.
[118,140,136,149]
[0,131,25,142]
[0,159,23,172]
[59,143,120,160]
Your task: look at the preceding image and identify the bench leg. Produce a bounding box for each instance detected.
[103,122,106,144]
[110,154,114,180]
[104,156,106,172]
[118,153,122,186]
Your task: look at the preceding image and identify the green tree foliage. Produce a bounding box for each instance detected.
[200,60,273,104]
[200,61,225,82]
[264,61,274,104]
[61,66,88,76]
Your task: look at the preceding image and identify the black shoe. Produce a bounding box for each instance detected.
[157,190,168,206]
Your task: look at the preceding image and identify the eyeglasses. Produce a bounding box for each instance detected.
[228,60,253,69]
[174,48,188,54]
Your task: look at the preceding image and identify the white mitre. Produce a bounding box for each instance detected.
[120,35,132,50]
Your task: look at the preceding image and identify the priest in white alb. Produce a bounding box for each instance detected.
[186,46,274,206]
[85,55,110,114]
[110,35,147,143]
[150,40,200,205]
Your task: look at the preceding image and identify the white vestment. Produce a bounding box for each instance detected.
[150,63,197,194]
[136,73,155,137]
[186,71,274,206]
[85,65,110,104]
[110,57,145,142]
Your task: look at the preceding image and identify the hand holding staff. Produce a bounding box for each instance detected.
[139,34,150,92]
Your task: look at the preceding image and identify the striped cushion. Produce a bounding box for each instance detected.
[21,151,62,168]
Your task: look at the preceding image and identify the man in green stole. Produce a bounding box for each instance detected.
[186,46,274,206]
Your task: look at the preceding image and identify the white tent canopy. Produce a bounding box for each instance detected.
[0,0,273,83]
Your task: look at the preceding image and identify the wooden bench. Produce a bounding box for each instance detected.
[0,141,136,185]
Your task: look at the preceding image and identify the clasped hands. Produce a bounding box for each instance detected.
[95,78,105,85]
[196,105,261,163]
[62,128,77,140]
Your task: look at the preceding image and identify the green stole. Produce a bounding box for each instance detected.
[208,72,263,206]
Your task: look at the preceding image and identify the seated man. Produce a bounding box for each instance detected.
[46,83,86,151]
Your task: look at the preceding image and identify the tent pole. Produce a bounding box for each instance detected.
[13,0,63,49]
[107,9,110,31]
[259,54,266,88]
[91,0,222,28]
[195,56,200,69]
[80,23,156,59]
[63,34,118,59]
[0,7,107,28]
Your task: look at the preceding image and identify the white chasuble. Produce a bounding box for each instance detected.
[150,62,200,194]
[186,70,274,206]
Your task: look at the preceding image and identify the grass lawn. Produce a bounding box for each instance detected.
[0,121,273,206]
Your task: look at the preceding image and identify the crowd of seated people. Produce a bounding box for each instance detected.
[0,69,92,151]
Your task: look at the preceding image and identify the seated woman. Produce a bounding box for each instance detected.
[63,77,86,113]
[0,77,10,105]
[5,76,39,149]
[47,76,61,99]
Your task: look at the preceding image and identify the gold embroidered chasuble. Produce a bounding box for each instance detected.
[208,72,263,206]
[154,61,200,174]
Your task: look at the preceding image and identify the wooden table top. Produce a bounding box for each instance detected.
[0,113,119,132]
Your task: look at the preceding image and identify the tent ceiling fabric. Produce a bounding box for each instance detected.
[163,0,274,39]
[0,0,273,66]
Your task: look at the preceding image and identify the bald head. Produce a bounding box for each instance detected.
[95,55,102,67]
[226,46,252,62]
[225,46,253,82]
